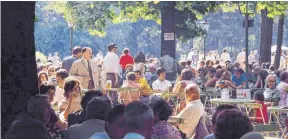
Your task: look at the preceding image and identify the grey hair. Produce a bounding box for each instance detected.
[265,74,277,82]
[124,101,154,130]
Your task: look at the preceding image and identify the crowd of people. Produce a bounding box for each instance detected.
[5,43,288,139]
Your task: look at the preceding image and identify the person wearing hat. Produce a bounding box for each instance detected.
[119,48,134,79]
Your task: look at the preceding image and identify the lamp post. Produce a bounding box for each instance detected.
[238,2,256,89]
[68,22,74,55]
[200,20,209,60]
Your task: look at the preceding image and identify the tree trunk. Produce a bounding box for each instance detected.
[1,1,38,137]
[161,2,176,58]
[259,8,273,64]
[274,15,285,69]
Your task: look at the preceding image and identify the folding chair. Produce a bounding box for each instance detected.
[203,87,221,114]
[117,87,140,105]
[244,103,267,125]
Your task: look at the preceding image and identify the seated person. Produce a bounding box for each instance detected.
[123,101,154,139]
[68,90,102,127]
[252,91,268,123]
[66,97,111,139]
[90,104,125,139]
[214,109,253,139]
[204,104,238,139]
[119,72,141,105]
[216,71,239,89]
[206,67,216,81]
[173,69,195,93]
[149,96,182,139]
[232,68,246,88]
[152,67,172,92]
[205,69,223,88]
[134,70,153,104]
[176,84,204,138]
[263,74,280,106]
[58,77,82,120]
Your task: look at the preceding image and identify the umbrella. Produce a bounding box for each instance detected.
[271,45,288,52]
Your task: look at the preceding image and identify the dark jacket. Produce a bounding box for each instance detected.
[61,55,79,73]
[67,110,85,127]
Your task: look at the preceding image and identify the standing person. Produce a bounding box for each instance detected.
[254,50,259,62]
[103,43,120,88]
[220,49,231,63]
[134,52,146,77]
[248,51,255,64]
[123,101,154,139]
[237,48,246,67]
[62,46,82,73]
[159,50,177,81]
[70,47,105,90]
[276,71,288,107]
[119,48,134,79]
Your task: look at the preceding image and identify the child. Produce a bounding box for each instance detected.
[252,91,269,123]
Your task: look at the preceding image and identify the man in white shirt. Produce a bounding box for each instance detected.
[53,69,69,105]
[237,48,246,67]
[103,43,120,88]
[176,84,204,138]
[152,67,172,92]
[220,49,231,63]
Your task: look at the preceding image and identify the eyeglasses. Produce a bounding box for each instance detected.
[268,80,275,83]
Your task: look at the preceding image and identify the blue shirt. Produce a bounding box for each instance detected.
[232,75,246,86]
[204,133,215,139]
[89,132,110,139]
[123,133,145,139]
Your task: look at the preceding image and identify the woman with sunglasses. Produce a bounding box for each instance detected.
[263,74,280,106]
[58,77,82,121]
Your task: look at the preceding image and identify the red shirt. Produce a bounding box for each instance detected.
[119,54,134,70]
[254,101,268,123]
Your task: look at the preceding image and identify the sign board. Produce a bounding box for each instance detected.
[164,33,174,40]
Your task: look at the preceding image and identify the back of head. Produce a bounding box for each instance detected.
[85,97,111,121]
[73,46,82,55]
[280,71,288,81]
[181,68,194,80]
[240,132,264,139]
[56,69,69,79]
[5,116,50,139]
[39,81,55,95]
[81,89,103,109]
[215,109,253,139]
[27,95,50,122]
[212,104,238,125]
[253,91,264,101]
[149,95,172,121]
[126,72,136,81]
[107,104,125,124]
[134,52,146,63]
[124,101,154,137]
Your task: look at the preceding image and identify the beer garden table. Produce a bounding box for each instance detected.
[267,106,288,138]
